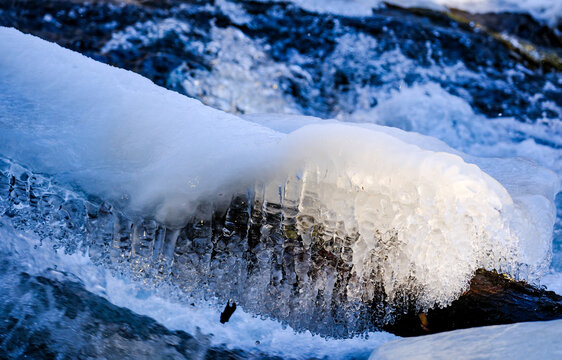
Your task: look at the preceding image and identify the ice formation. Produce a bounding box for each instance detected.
[0,217,396,359]
[0,27,559,336]
[0,27,280,225]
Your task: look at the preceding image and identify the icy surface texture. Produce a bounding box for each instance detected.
[0,158,396,337]
[371,319,562,359]
[0,154,539,337]
[0,28,558,337]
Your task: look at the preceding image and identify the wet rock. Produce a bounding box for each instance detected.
[448,9,562,52]
[220,300,237,324]
[385,269,562,337]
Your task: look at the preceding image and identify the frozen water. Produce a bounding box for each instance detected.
[0,0,561,356]
[371,319,562,359]
[0,27,559,340]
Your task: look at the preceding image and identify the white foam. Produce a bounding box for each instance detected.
[169,26,301,114]
[0,27,558,312]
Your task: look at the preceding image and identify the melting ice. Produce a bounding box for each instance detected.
[0,25,559,344]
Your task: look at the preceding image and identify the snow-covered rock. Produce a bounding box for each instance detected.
[0,26,558,318]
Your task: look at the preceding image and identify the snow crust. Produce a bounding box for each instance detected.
[371,319,562,359]
[0,27,558,311]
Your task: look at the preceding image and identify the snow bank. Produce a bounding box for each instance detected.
[371,319,562,359]
[0,27,558,311]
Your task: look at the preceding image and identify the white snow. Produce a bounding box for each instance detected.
[0,27,281,226]
[0,26,558,314]
[371,319,562,359]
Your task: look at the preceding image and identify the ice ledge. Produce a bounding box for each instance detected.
[0,26,558,318]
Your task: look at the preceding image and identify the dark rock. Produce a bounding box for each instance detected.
[449,9,562,53]
[385,269,562,337]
